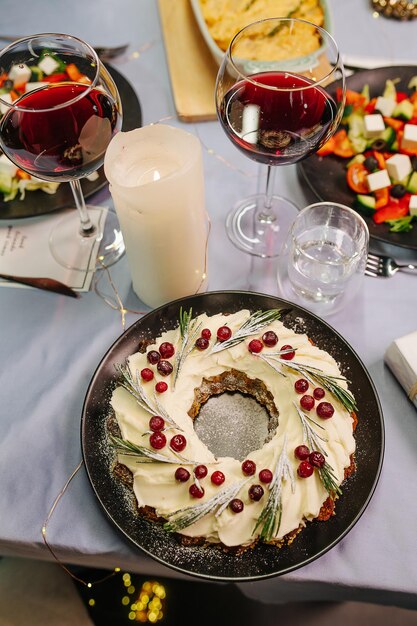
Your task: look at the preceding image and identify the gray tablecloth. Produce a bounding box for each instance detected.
[1,0,417,609]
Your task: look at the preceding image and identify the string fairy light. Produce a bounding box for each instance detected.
[41,459,122,588]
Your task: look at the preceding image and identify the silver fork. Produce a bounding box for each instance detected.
[365,252,417,278]
[0,36,129,60]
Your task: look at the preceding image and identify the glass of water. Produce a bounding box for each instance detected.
[277,202,369,316]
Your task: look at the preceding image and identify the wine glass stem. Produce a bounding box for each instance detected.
[258,165,277,223]
[70,179,96,237]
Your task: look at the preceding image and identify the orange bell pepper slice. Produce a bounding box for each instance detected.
[384,117,404,133]
[316,136,336,156]
[333,129,355,158]
[375,187,389,209]
[66,63,82,82]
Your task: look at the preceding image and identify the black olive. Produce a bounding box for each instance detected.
[411,156,417,171]
[364,156,379,172]
[2,79,13,91]
[390,184,407,199]
[371,139,388,152]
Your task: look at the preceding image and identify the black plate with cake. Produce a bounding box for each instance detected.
[81,291,384,581]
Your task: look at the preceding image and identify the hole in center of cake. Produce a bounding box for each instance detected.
[193,392,276,461]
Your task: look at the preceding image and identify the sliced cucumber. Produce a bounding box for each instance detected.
[355,194,376,215]
[392,99,414,121]
[346,154,366,168]
[406,171,417,194]
[381,126,396,147]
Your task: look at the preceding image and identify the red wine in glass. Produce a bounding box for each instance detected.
[219,71,337,166]
[0,83,121,181]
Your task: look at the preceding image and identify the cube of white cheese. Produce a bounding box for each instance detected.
[38,55,59,76]
[8,63,31,85]
[409,195,417,216]
[386,153,412,182]
[367,169,391,192]
[364,113,385,138]
[375,96,396,118]
[0,92,12,115]
[402,124,417,151]
[0,154,18,178]
[24,82,46,93]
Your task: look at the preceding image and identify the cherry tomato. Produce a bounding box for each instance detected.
[346,162,369,193]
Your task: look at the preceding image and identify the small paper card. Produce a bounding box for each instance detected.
[385,330,417,409]
[0,208,106,292]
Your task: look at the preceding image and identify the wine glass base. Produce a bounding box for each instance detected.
[225,194,299,258]
[49,206,125,271]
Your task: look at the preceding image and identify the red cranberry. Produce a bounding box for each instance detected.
[175,467,190,482]
[201,328,212,340]
[316,402,335,419]
[313,387,326,400]
[309,451,325,468]
[147,350,160,365]
[140,368,154,382]
[280,345,295,360]
[149,416,165,432]
[294,378,309,394]
[155,381,168,393]
[194,465,208,479]
[150,432,166,450]
[170,434,187,452]
[195,337,209,350]
[294,445,310,461]
[248,484,264,501]
[217,326,232,342]
[259,469,273,484]
[262,331,278,347]
[211,470,225,486]
[300,395,315,411]
[248,339,263,353]
[230,499,244,513]
[159,342,175,359]
[157,360,173,376]
[297,461,314,478]
[189,484,205,499]
[242,459,256,476]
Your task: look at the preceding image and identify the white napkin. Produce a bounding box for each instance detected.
[385,330,417,409]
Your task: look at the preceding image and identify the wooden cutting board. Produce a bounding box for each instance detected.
[158,0,333,122]
[158,0,218,122]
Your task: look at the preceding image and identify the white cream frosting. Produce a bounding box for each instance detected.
[111,310,356,548]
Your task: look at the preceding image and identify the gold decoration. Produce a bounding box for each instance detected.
[370,0,417,19]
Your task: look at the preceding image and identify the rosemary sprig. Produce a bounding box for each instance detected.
[110,435,194,465]
[261,355,357,414]
[115,363,182,431]
[163,478,250,533]
[173,307,202,387]
[253,435,295,542]
[293,402,328,457]
[211,309,284,354]
[267,3,301,36]
[294,403,342,498]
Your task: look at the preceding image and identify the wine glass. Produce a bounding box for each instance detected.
[215,18,346,258]
[0,33,124,269]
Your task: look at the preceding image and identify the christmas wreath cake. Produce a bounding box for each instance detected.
[109,308,357,550]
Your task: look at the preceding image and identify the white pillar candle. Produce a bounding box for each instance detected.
[104,125,209,308]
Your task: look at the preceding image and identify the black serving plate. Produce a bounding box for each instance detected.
[0,64,142,220]
[81,291,384,582]
[298,66,417,251]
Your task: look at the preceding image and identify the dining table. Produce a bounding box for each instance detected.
[1,0,417,611]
